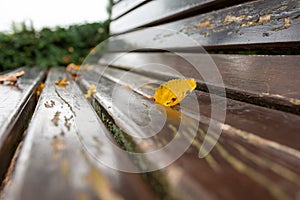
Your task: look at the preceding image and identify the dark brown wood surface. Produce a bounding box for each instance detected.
[110,0,230,33]
[111,0,150,20]
[108,0,300,51]
[4,68,155,200]
[0,67,45,186]
[78,67,300,200]
[90,64,300,150]
[99,53,300,114]
[110,0,253,34]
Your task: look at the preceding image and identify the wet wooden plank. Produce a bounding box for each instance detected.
[78,70,300,200]
[0,67,45,185]
[108,0,300,51]
[99,53,300,114]
[5,68,155,200]
[110,0,252,34]
[111,0,150,20]
[90,65,300,151]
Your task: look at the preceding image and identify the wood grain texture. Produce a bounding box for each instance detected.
[90,65,300,150]
[5,68,155,200]
[111,0,150,20]
[78,67,300,200]
[99,53,300,114]
[0,67,45,185]
[110,0,230,33]
[108,0,300,51]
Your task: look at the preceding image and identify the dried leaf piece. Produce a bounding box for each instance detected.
[258,14,271,24]
[51,111,61,126]
[195,19,212,29]
[55,77,70,88]
[37,83,45,97]
[85,85,96,99]
[0,70,25,85]
[66,63,82,79]
[66,63,81,72]
[223,14,249,24]
[154,79,197,107]
[284,17,291,29]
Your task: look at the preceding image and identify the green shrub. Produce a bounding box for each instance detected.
[0,21,110,71]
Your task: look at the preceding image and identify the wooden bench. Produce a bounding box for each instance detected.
[1,0,300,199]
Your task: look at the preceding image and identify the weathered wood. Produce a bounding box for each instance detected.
[78,68,300,200]
[0,67,45,186]
[99,53,300,114]
[5,68,155,200]
[108,0,300,51]
[110,0,251,34]
[90,65,300,150]
[112,0,149,20]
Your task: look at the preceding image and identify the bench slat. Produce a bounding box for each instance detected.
[91,65,300,150]
[0,67,45,185]
[78,68,300,200]
[110,0,250,34]
[99,53,300,114]
[112,0,149,20]
[5,68,155,200]
[108,0,300,51]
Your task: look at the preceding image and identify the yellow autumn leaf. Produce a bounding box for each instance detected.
[85,85,96,99]
[55,77,70,88]
[154,79,197,107]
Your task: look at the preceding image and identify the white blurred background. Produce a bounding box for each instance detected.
[0,0,109,32]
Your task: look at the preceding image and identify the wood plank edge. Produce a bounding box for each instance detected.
[77,79,176,200]
[0,69,46,192]
[96,63,300,115]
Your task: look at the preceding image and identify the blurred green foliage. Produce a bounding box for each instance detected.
[0,20,110,71]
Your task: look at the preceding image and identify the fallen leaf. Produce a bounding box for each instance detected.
[258,14,271,24]
[284,17,291,29]
[45,100,55,108]
[154,79,197,107]
[66,63,81,72]
[37,83,45,97]
[66,63,82,79]
[0,70,25,85]
[195,19,212,29]
[85,85,96,99]
[122,85,132,90]
[51,111,61,126]
[223,14,249,24]
[55,77,70,88]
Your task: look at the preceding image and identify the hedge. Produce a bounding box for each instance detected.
[0,20,110,72]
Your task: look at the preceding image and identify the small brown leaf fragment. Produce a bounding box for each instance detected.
[51,111,61,126]
[258,14,271,24]
[224,14,249,24]
[241,21,255,27]
[0,70,25,85]
[45,100,55,108]
[284,17,291,29]
[66,63,85,80]
[84,85,96,99]
[55,77,70,88]
[15,70,25,78]
[195,19,212,29]
[122,85,132,90]
[66,63,81,72]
